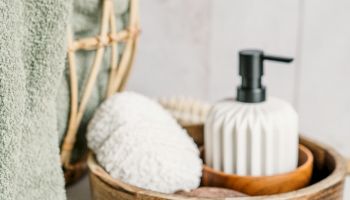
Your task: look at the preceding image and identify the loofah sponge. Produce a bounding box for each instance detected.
[87,92,202,194]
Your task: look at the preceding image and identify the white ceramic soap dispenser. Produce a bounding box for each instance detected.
[205,49,298,176]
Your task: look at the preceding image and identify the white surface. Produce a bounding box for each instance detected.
[205,98,298,176]
[68,0,350,198]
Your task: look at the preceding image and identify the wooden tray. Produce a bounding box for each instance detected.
[88,124,347,200]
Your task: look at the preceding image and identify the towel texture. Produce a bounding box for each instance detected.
[57,0,130,160]
[0,0,71,199]
[0,0,130,198]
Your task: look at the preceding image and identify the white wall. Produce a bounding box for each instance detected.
[128,0,211,99]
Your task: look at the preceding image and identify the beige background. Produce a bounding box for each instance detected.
[68,0,350,199]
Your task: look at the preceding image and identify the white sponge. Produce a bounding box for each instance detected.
[87,92,202,194]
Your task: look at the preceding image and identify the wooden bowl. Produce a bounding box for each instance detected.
[201,145,313,196]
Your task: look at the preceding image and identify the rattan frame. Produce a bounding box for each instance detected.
[60,0,140,178]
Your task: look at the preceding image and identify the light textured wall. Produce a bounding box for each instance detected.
[297,0,350,157]
[129,0,211,99]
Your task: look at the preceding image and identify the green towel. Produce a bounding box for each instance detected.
[0,0,130,199]
[0,0,71,199]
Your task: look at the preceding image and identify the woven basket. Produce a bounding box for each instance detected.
[88,97,348,199]
[60,0,140,185]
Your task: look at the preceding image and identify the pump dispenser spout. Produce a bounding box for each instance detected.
[237,49,293,103]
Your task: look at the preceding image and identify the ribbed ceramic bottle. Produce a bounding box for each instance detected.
[204,49,298,176]
[205,97,298,176]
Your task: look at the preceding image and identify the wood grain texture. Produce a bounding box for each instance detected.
[176,187,247,198]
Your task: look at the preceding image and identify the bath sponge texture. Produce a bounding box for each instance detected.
[88,92,203,193]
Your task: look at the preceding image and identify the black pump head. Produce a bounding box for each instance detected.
[237,49,293,103]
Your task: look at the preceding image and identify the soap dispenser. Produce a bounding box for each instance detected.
[205,49,298,176]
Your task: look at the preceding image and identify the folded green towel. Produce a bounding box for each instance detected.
[0,0,70,199]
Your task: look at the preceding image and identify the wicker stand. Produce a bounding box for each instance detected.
[61,0,140,185]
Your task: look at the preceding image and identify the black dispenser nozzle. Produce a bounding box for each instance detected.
[237,49,293,103]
